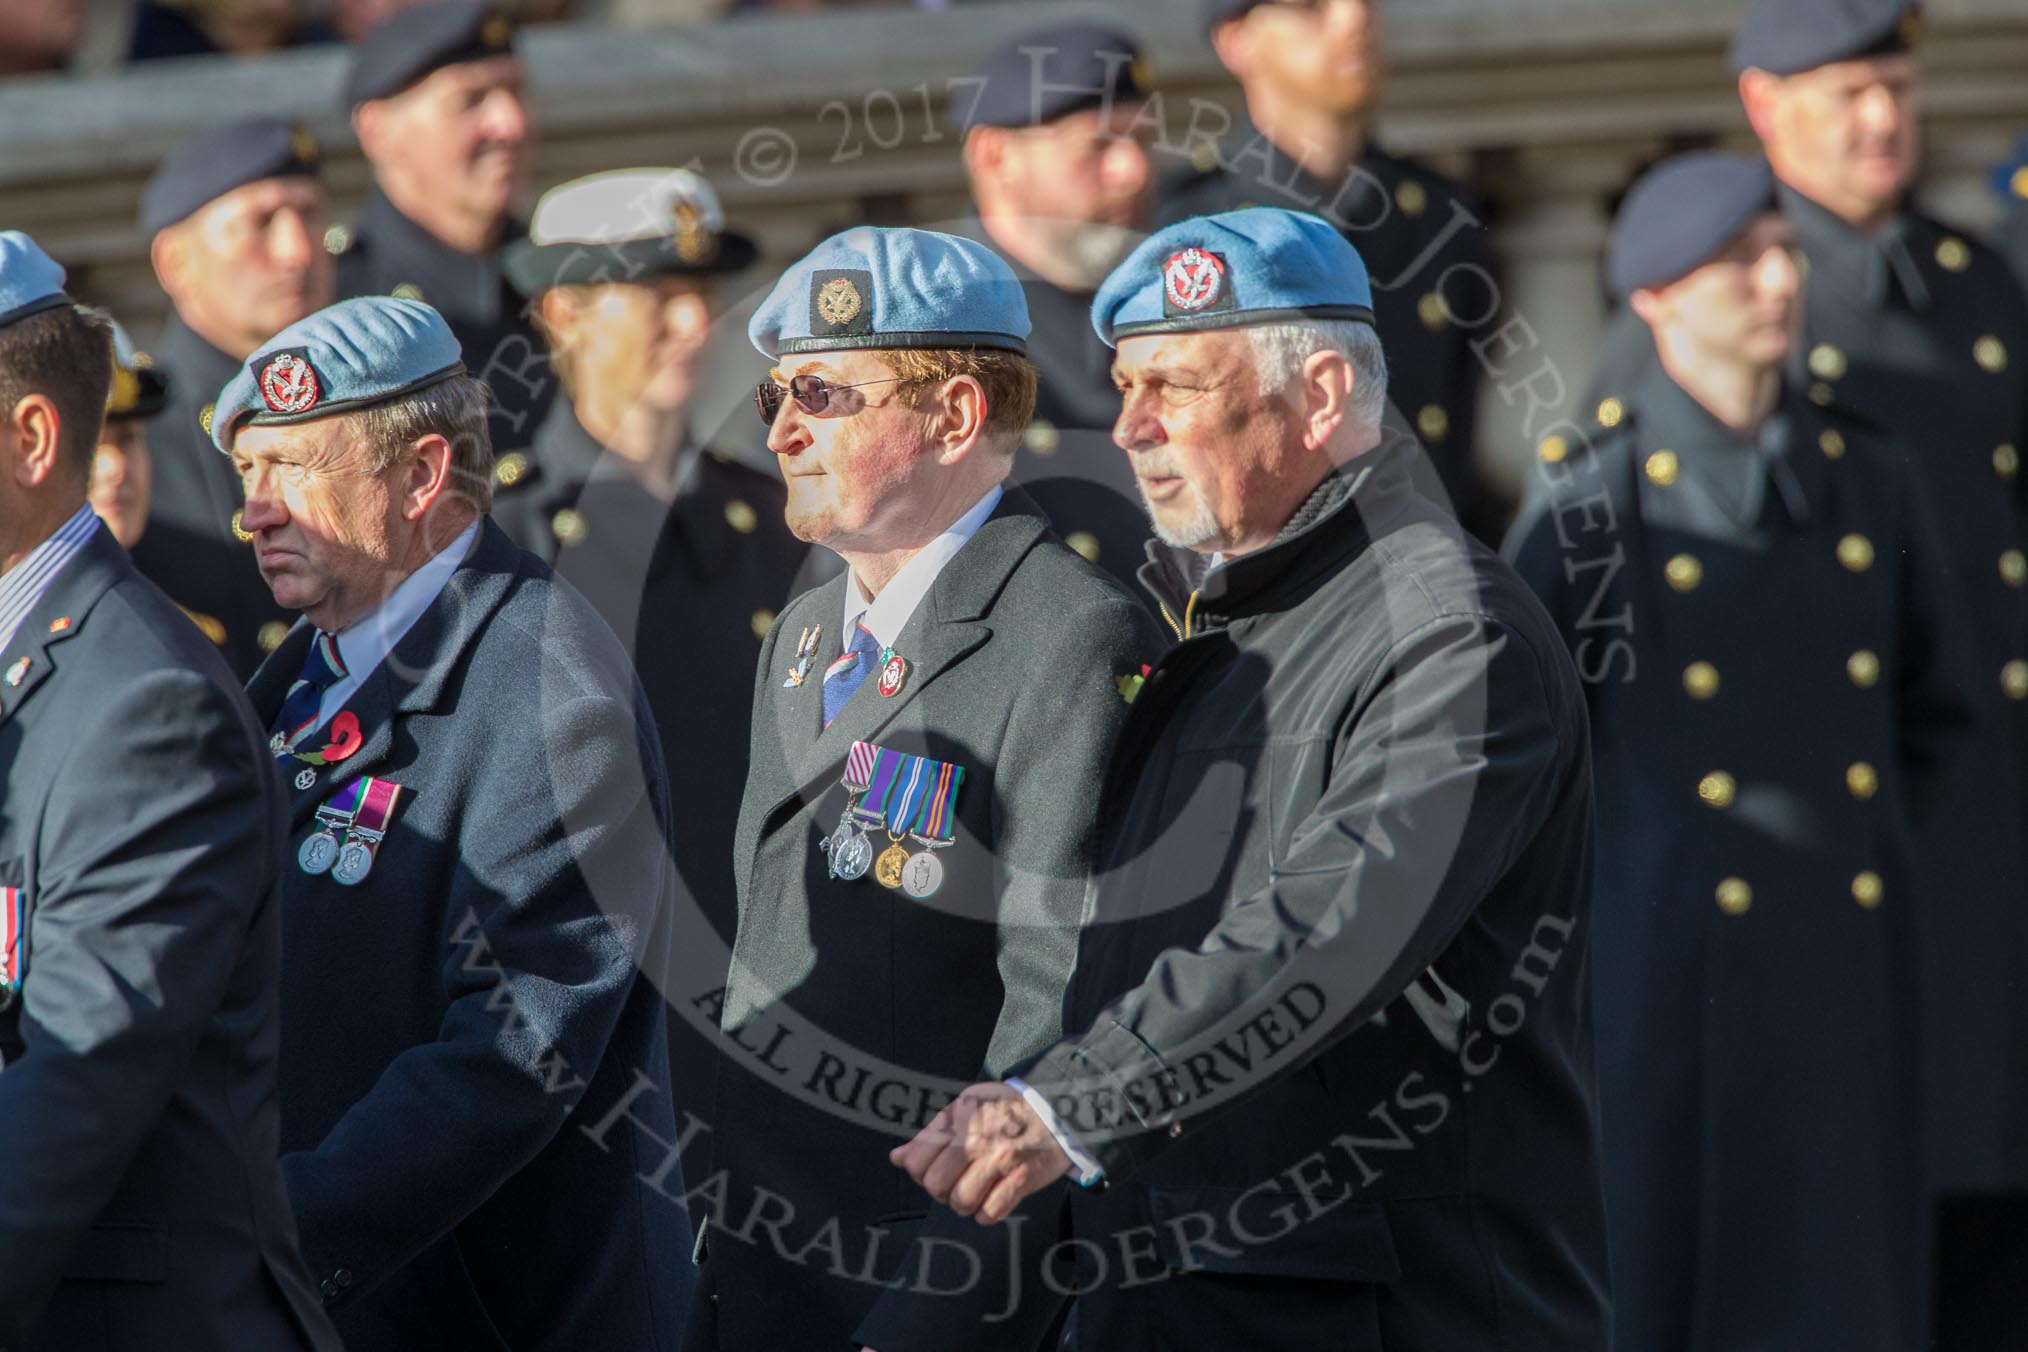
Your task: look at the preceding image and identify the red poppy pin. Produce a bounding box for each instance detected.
[295,710,363,765]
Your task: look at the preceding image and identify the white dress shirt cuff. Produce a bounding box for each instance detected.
[1004,1076,1104,1187]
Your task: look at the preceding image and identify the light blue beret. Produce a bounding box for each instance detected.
[1091,207,1375,348]
[0,231,72,331]
[748,226,1030,360]
[211,296,466,453]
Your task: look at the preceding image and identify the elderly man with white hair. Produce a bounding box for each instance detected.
[895,207,1611,1352]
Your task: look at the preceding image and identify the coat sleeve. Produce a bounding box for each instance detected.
[1016,613,1581,1182]
[851,594,1162,1352]
[280,686,671,1305]
[0,669,276,1344]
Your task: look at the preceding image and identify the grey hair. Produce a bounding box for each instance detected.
[350,372,495,514]
[1245,320,1389,430]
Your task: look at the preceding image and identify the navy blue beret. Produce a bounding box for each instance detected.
[1092,207,1373,347]
[1730,0,1920,76]
[1204,0,1267,31]
[139,117,320,237]
[211,297,466,452]
[750,227,1029,360]
[0,231,72,331]
[1608,152,1778,298]
[952,22,1150,132]
[345,1,515,108]
[107,320,171,421]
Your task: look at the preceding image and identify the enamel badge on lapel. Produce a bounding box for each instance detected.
[4,658,27,687]
[784,624,822,688]
[877,648,907,698]
[47,616,70,635]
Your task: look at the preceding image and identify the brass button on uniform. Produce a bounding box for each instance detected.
[1417,404,1449,442]
[1847,648,1881,688]
[725,499,758,533]
[1716,877,1753,915]
[1808,343,1847,381]
[1644,450,1679,486]
[1819,428,1846,459]
[551,508,587,546]
[1190,141,1220,173]
[199,401,216,436]
[2002,550,2027,587]
[1975,336,2009,373]
[1538,434,1569,464]
[2004,660,2028,701]
[1683,661,1720,700]
[1596,397,1625,429]
[1698,771,1737,809]
[1846,761,1879,800]
[1837,533,1874,572]
[1022,420,1060,456]
[1809,382,1834,406]
[1417,292,1448,330]
[258,620,290,653]
[1664,553,1703,592]
[1852,871,1884,909]
[391,281,425,302]
[230,509,252,543]
[1936,236,1972,272]
[750,608,775,640]
[1396,179,1428,217]
[1995,444,2020,479]
[1066,530,1100,563]
[493,451,528,487]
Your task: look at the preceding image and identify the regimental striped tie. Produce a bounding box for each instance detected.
[270,631,348,763]
[822,623,883,729]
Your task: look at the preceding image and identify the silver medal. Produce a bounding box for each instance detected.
[832,828,874,882]
[900,850,944,900]
[332,839,375,886]
[297,830,340,875]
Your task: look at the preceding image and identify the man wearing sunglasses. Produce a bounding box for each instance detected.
[682,226,1161,1352]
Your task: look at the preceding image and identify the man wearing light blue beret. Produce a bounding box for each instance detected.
[215,295,693,1351]
[689,226,1160,1352]
[0,231,341,1352]
[896,207,1610,1352]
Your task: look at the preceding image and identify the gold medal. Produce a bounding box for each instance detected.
[874,842,909,890]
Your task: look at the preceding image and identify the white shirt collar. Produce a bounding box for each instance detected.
[315,519,481,728]
[840,484,1002,648]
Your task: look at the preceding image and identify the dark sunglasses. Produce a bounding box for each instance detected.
[754,374,909,425]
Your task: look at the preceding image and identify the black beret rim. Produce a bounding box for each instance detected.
[954,86,1147,134]
[344,2,516,109]
[1608,184,1776,298]
[501,231,760,298]
[139,163,319,238]
[772,331,1029,358]
[223,362,468,443]
[0,292,74,331]
[108,368,172,422]
[1206,0,1268,32]
[1727,2,1916,76]
[1108,303,1377,342]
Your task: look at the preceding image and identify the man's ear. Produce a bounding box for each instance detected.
[1209,16,1253,81]
[6,394,66,490]
[149,225,186,299]
[352,99,388,164]
[537,287,580,351]
[930,375,990,464]
[1737,69,1779,143]
[401,430,459,523]
[1297,349,1355,452]
[1627,286,1664,329]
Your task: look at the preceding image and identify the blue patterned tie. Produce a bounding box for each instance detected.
[271,631,347,762]
[822,624,883,729]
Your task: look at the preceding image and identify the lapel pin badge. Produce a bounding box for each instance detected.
[877,648,908,698]
[47,616,71,635]
[4,657,28,687]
